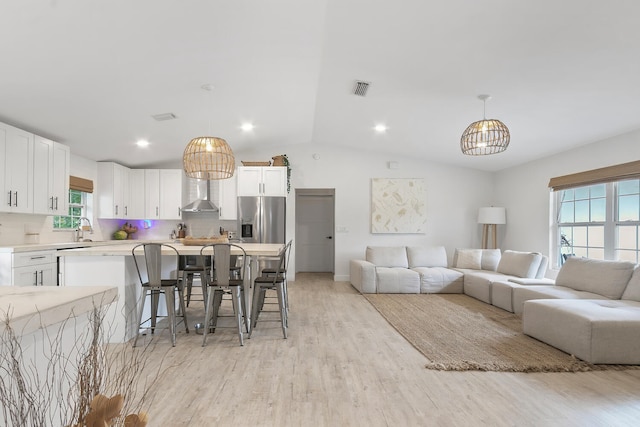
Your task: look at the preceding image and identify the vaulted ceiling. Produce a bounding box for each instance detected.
[1,1,639,172]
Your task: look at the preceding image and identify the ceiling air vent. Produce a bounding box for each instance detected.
[352,80,370,97]
[152,113,177,121]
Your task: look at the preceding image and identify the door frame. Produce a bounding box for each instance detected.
[294,188,335,274]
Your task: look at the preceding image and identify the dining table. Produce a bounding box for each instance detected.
[57,241,284,343]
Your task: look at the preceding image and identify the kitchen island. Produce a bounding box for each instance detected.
[57,242,284,343]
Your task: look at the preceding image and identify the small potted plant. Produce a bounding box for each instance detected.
[272,154,291,193]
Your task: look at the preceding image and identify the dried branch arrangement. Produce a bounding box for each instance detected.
[0,303,168,427]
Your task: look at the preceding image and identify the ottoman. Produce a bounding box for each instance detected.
[523,299,640,364]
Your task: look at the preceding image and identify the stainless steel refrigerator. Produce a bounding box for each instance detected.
[237,196,286,244]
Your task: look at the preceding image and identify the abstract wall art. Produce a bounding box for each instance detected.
[371,178,426,233]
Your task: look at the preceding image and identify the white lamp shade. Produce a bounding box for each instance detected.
[478,207,506,225]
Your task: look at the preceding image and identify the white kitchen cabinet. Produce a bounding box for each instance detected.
[218,174,238,220]
[159,169,182,219]
[144,169,160,219]
[0,122,34,213]
[11,250,58,286]
[128,169,145,219]
[145,169,182,220]
[236,166,287,197]
[33,136,70,215]
[97,162,132,219]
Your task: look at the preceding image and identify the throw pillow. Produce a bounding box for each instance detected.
[557,256,635,299]
[366,246,408,268]
[454,249,482,269]
[621,267,640,301]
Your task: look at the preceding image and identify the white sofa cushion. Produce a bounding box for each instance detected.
[523,299,640,364]
[406,246,447,268]
[375,267,420,293]
[412,267,464,293]
[496,250,542,278]
[366,246,408,268]
[555,257,636,299]
[622,267,640,301]
[480,249,502,271]
[452,248,501,271]
[453,249,482,269]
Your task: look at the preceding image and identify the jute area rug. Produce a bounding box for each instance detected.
[364,293,637,372]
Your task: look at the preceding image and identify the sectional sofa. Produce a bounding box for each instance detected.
[350,246,640,364]
[349,246,548,295]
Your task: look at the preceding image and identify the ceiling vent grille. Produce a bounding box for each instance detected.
[352,80,370,97]
[152,113,177,121]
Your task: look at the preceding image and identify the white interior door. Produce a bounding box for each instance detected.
[295,189,335,273]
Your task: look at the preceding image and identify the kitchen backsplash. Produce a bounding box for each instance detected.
[0,212,237,246]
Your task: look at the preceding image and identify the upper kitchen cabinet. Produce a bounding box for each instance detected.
[218,174,237,220]
[0,122,34,214]
[33,136,70,215]
[97,162,132,219]
[236,166,287,197]
[128,169,145,219]
[145,169,182,220]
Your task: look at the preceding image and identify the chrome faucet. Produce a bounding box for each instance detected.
[76,217,93,241]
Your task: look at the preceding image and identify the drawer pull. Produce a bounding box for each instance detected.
[30,256,46,260]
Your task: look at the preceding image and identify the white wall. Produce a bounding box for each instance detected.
[233,144,495,280]
[494,128,640,273]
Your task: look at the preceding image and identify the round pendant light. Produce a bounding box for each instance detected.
[461,94,510,156]
[182,84,236,180]
[183,136,235,180]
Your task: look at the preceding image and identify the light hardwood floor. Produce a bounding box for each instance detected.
[134,273,640,426]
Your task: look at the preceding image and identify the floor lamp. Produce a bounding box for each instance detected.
[478,207,506,249]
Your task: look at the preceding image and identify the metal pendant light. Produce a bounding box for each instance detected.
[183,84,235,180]
[460,94,510,156]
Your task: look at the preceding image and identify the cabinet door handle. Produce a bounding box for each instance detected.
[125,206,128,216]
[7,191,11,206]
[55,196,58,210]
[13,191,18,207]
[38,270,43,286]
[115,205,119,215]
[50,196,54,210]
[156,207,159,216]
[178,207,181,217]
[34,271,38,286]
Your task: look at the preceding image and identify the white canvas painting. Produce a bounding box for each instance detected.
[371,178,426,233]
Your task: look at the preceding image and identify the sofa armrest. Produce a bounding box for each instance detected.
[350,259,377,293]
[508,277,555,286]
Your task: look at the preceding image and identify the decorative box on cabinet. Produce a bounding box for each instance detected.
[33,136,70,215]
[236,166,286,197]
[0,122,34,213]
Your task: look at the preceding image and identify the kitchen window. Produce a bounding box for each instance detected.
[550,161,640,267]
[53,189,89,230]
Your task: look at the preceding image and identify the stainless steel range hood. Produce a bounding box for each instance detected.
[181,178,219,212]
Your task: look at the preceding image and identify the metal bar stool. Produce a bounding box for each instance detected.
[250,241,290,339]
[132,243,189,347]
[200,243,248,346]
[179,255,209,307]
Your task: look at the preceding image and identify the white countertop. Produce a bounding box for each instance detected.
[0,240,133,253]
[57,242,284,257]
[0,285,118,335]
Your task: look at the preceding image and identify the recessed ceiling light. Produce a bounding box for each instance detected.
[374,124,388,133]
[241,123,255,131]
[136,140,150,147]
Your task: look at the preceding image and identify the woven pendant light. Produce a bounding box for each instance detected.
[461,94,510,156]
[182,84,235,179]
[183,136,235,180]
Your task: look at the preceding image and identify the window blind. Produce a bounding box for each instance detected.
[548,160,640,191]
[69,176,94,193]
